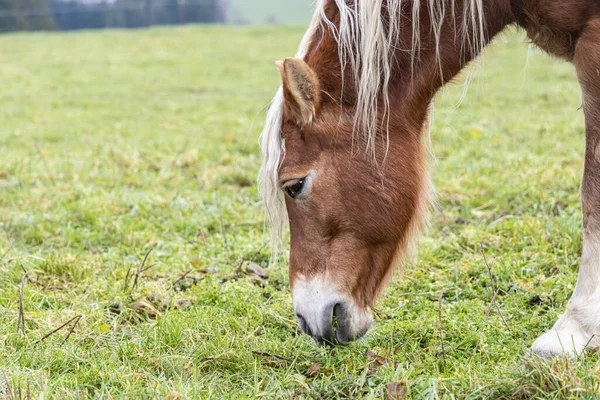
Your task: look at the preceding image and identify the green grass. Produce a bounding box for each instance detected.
[0,25,599,398]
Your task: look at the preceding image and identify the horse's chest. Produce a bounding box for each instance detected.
[514,0,593,60]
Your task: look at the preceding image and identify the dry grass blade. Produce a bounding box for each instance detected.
[38,371,44,392]
[123,266,133,292]
[198,356,226,363]
[171,269,193,288]
[37,315,82,344]
[438,289,446,360]
[129,247,155,294]
[235,242,268,274]
[19,266,33,284]
[481,249,512,332]
[0,242,14,264]
[3,370,13,400]
[252,351,293,363]
[16,279,26,337]
[61,315,82,345]
[219,212,231,261]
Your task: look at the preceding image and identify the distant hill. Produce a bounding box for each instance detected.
[226,0,314,25]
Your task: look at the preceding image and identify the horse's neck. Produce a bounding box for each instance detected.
[306,1,515,131]
[389,0,515,128]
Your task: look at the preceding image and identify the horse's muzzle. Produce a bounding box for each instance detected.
[292,275,373,345]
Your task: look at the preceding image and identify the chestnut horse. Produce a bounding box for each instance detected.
[259,0,600,358]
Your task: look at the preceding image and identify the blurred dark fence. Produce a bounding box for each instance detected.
[0,0,226,32]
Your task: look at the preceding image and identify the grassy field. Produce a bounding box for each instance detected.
[0,25,598,399]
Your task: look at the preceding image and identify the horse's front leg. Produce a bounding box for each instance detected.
[532,19,600,359]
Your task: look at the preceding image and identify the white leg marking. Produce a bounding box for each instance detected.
[532,232,600,358]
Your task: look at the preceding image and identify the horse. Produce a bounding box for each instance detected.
[259,0,600,358]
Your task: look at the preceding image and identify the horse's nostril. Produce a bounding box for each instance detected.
[296,313,312,336]
[332,302,359,345]
[332,303,342,329]
[294,301,372,345]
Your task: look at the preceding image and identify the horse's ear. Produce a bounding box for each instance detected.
[276,58,321,126]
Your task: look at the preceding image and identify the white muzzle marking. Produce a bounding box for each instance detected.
[292,274,373,344]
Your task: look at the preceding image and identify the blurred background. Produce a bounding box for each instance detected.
[0,0,313,32]
[1,0,594,396]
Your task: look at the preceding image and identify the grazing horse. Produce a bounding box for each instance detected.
[259,0,600,358]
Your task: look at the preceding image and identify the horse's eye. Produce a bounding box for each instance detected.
[282,178,305,199]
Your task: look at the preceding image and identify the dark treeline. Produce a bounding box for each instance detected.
[0,0,225,32]
[0,0,57,31]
